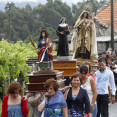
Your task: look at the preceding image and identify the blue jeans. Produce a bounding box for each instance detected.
[92,103,97,117]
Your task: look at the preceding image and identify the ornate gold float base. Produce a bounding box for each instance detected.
[77,59,93,65]
[77,58,98,72]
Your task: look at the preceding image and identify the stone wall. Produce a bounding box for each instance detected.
[97,41,117,53]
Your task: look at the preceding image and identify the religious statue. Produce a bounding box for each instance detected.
[56,17,70,56]
[37,28,53,70]
[72,10,97,59]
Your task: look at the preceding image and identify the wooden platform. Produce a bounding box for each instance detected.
[53,59,78,77]
[27,70,64,92]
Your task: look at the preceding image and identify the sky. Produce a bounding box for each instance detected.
[0,0,81,11]
[0,0,102,11]
[0,0,43,3]
[0,0,87,4]
[0,0,102,4]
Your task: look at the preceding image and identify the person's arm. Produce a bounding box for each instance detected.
[23,93,33,100]
[111,95,115,104]
[94,72,97,85]
[64,88,70,100]
[88,113,92,117]
[38,97,47,112]
[21,98,29,117]
[61,92,68,117]
[90,78,97,112]
[65,24,70,35]
[27,93,33,98]
[108,85,111,103]
[56,26,61,35]
[83,90,91,115]
[86,20,93,28]
[46,42,51,48]
[1,96,6,117]
[33,92,44,105]
[109,71,116,104]
[62,107,68,117]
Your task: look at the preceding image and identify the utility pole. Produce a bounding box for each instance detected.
[111,0,114,51]
[7,2,12,42]
[7,2,12,85]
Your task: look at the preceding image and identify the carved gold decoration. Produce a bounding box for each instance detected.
[41,40,45,44]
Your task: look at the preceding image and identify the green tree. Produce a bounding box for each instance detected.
[0,39,37,85]
[25,4,32,13]
[0,0,106,43]
[72,0,101,22]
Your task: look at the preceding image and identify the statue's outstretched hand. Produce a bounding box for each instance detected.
[46,42,51,48]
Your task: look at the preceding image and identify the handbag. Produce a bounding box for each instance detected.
[84,113,89,117]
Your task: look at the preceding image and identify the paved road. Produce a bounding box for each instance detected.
[109,102,117,117]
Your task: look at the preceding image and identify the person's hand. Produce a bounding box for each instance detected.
[60,32,64,34]
[91,104,94,112]
[22,96,28,100]
[44,92,49,98]
[108,97,111,103]
[60,86,70,92]
[111,96,115,104]
[46,42,51,48]
[40,92,45,97]
[91,71,95,76]
[91,106,94,112]
[65,29,69,32]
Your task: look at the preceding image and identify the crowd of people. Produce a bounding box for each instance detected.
[1,9,117,117]
[1,55,117,117]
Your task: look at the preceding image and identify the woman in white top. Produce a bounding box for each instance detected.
[80,64,97,117]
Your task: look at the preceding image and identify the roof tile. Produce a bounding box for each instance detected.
[96,0,117,30]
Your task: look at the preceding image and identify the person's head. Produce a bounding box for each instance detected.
[101,52,106,59]
[81,11,89,19]
[80,64,88,79]
[45,78,59,96]
[38,27,49,41]
[59,17,67,24]
[107,48,112,53]
[88,15,92,19]
[83,62,91,74]
[107,57,112,65]
[7,81,23,98]
[70,73,81,87]
[98,58,106,71]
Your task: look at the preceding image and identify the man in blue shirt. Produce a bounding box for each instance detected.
[95,58,116,117]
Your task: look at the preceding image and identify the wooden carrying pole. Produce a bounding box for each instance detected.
[29,36,37,50]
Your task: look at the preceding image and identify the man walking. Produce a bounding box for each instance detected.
[95,58,116,117]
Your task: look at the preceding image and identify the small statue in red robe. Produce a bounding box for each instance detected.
[37,28,53,71]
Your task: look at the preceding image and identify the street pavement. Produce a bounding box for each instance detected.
[109,102,117,117]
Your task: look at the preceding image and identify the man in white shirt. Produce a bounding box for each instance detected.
[95,58,116,117]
